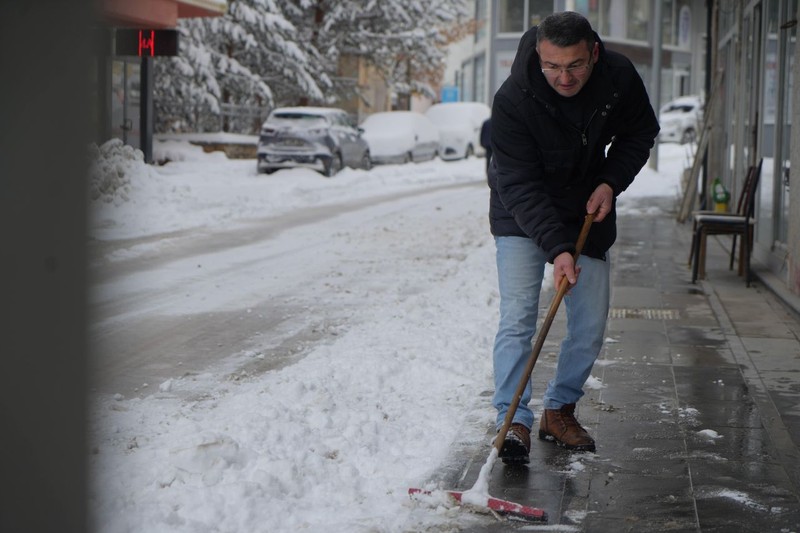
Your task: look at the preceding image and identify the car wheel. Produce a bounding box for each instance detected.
[681,128,696,144]
[361,152,372,170]
[323,153,343,177]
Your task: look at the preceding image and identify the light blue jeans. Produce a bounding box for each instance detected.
[492,236,610,431]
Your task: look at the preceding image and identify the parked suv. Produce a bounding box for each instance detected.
[257,107,371,176]
[659,95,703,144]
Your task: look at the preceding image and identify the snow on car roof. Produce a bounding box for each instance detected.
[271,106,346,116]
[662,95,702,107]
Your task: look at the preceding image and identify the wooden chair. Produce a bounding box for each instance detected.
[688,158,763,286]
[687,165,755,270]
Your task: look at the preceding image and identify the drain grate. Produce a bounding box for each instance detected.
[609,308,680,320]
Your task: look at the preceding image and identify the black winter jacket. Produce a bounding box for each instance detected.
[489,27,659,262]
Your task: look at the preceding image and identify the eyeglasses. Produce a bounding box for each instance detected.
[540,63,592,77]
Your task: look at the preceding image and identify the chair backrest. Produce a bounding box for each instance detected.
[743,158,764,218]
[732,166,756,216]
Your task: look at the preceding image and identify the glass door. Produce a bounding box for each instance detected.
[111,58,141,149]
[776,0,796,250]
[732,3,763,201]
[758,0,780,248]
[759,0,796,270]
[743,5,763,173]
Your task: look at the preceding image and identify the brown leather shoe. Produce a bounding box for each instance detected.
[498,423,531,464]
[538,404,596,452]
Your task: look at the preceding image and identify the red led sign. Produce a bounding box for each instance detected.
[115,29,178,57]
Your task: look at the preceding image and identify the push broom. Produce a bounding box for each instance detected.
[409,212,596,523]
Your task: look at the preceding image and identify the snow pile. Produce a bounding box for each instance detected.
[153,139,211,163]
[697,429,723,441]
[695,487,785,514]
[88,139,154,205]
[88,195,499,531]
[583,375,605,390]
[86,137,690,242]
[88,145,487,241]
[87,140,692,531]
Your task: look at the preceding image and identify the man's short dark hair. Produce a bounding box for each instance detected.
[536,11,595,49]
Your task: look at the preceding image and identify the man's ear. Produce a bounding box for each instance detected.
[592,42,600,62]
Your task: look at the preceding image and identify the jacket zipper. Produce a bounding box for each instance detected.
[541,97,599,147]
[580,109,598,146]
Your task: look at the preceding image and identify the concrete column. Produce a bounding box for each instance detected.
[0,2,91,531]
[790,10,800,296]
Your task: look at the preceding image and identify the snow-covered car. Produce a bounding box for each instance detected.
[659,95,703,144]
[360,111,440,164]
[424,102,491,160]
[257,107,371,176]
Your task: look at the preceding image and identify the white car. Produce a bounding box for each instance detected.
[659,95,704,144]
[425,102,491,160]
[360,111,440,164]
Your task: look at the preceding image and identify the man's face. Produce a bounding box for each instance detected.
[537,40,599,98]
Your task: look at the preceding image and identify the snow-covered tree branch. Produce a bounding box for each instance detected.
[154,0,470,132]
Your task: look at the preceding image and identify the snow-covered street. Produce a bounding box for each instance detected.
[87,140,687,532]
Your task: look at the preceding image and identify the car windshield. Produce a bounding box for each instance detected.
[662,103,696,113]
[268,113,329,128]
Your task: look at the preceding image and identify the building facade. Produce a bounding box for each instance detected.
[444,1,707,109]
[441,0,492,107]
[705,0,798,297]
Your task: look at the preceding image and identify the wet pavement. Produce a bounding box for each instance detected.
[425,197,800,532]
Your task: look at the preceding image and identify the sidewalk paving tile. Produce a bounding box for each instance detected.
[416,199,800,531]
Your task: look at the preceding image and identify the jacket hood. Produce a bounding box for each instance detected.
[509,26,606,97]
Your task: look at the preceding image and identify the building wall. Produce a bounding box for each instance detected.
[441,0,492,105]
[339,56,392,122]
[486,0,707,106]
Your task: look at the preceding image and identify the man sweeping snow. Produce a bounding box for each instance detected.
[488,11,659,462]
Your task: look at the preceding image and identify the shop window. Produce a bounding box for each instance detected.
[661,0,693,49]
[475,0,488,42]
[573,0,615,41]
[461,60,475,102]
[474,54,486,104]
[627,0,650,41]
[662,0,676,44]
[498,0,556,34]
[498,0,525,33]
[528,0,553,27]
